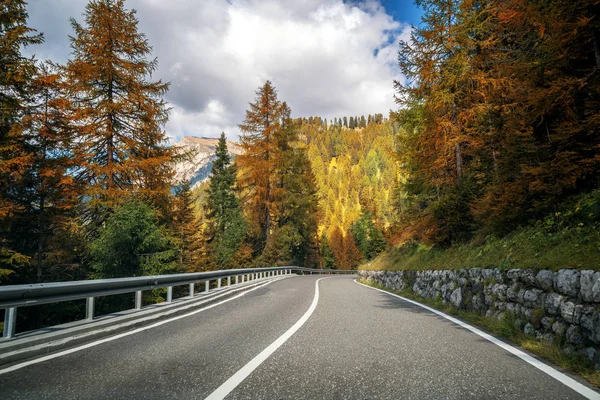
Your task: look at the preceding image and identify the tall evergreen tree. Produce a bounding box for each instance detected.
[272,111,319,266]
[64,0,174,225]
[237,81,282,247]
[206,133,247,268]
[0,0,43,281]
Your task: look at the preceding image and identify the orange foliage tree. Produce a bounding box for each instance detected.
[64,0,174,226]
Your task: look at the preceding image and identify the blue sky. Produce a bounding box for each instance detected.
[380,0,423,26]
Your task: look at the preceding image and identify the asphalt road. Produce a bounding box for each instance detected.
[0,275,595,399]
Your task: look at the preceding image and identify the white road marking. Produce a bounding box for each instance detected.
[205,277,327,400]
[354,279,600,400]
[0,277,289,376]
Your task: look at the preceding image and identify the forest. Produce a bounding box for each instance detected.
[1,0,599,300]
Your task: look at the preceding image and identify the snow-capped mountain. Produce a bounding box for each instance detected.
[173,136,241,188]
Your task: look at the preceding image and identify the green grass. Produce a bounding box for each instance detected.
[365,223,600,271]
[366,189,600,272]
[358,279,600,388]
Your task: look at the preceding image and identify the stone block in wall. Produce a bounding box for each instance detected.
[517,288,526,304]
[581,270,600,303]
[491,284,507,301]
[523,289,546,309]
[554,269,581,298]
[579,306,600,344]
[468,268,482,280]
[522,269,537,286]
[450,288,463,308]
[545,292,566,315]
[471,294,485,312]
[561,301,583,324]
[507,283,520,302]
[535,270,554,291]
[481,269,495,281]
[507,269,522,282]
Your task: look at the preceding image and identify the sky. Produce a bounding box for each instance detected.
[26,0,421,142]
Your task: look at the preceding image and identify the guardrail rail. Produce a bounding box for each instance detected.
[0,266,355,339]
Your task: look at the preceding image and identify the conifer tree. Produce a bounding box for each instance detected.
[206,133,247,268]
[173,180,199,268]
[237,81,282,247]
[16,64,82,282]
[64,0,174,225]
[0,0,43,281]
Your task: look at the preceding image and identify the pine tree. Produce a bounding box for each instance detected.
[206,133,247,268]
[273,112,319,266]
[0,0,43,281]
[64,0,174,225]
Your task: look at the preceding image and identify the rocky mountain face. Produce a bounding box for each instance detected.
[173,136,241,187]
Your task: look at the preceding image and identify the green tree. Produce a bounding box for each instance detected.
[349,210,386,260]
[90,201,178,278]
[320,232,335,269]
[205,133,247,268]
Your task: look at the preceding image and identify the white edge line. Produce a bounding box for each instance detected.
[204,277,327,400]
[0,277,289,376]
[353,279,600,400]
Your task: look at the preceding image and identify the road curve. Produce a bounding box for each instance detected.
[0,275,595,399]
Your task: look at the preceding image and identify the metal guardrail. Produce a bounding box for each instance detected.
[0,266,355,339]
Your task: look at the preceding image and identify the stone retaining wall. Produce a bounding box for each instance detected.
[359,268,600,369]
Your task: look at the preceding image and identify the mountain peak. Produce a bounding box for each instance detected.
[173,136,241,187]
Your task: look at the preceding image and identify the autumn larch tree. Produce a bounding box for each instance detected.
[64,0,174,226]
[237,81,282,248]
[0,0,43,281]
[173,179,200,269]
[14,63,82,282]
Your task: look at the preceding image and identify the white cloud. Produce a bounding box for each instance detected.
[27,0,410,142]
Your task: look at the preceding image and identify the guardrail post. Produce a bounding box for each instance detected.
[167,286,173,303]
[236,275,239,284]
[227,276,231,286]
[86,297,95,320]
[135,291,142,309]
[3,307,17,338]
[205,280,210,293]
[189,283,195,298]
[217,278,221,289]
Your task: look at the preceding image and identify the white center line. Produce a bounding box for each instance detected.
[205,277,327,400]
[354,279,600,400]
